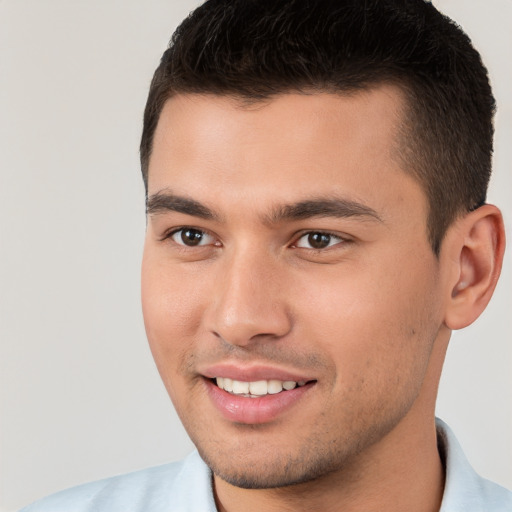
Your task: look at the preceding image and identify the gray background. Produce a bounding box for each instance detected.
[1,1,510,511]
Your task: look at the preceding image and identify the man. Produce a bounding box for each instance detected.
[20,0,511,511]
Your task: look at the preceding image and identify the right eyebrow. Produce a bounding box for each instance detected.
[266,197,383,224]
[146,191,217,220]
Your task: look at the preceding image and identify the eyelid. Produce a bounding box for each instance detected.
[292,230,348,250]
[161,226,220,246]
[159,226,350,251]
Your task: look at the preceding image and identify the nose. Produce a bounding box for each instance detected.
[206,248,292,347]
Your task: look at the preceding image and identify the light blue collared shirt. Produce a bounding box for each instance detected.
[20,419,512,512]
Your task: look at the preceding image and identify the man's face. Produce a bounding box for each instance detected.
[142,88,448,488]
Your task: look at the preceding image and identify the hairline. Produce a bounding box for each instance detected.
[142,79,463,257]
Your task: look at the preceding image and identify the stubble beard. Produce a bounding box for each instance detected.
[171,312,440,490]
[192,408,409,490]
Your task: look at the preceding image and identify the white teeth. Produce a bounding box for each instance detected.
[249,380,268,396]
[267,379,283,394]
[223,377,233,392]
[215,377,307,397]
[232,380,249,394]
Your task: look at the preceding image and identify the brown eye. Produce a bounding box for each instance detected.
[308,233,331,249]
[171,228,214,247]
[295,231,343,249]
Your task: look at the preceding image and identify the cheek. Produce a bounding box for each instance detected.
[295,256,439,387]
[142,246,207,328]
[141,251,207,384]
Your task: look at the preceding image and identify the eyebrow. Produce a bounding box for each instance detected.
[146,191,382,224]
[267,198,383,224]
[146,191,217,220]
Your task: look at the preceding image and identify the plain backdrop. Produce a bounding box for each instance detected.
[1,1,511,511]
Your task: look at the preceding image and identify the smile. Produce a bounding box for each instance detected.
[204,372,317,424]
[215,377,307,397]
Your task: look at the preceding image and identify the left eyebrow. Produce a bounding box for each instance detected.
[146,191,218,220]
[266,198,383,224]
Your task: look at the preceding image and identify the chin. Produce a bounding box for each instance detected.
[195,436,355,490]
[206,456,336,490]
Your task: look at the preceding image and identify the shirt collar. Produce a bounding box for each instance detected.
[177,419,510,512]
[437,417,512,511]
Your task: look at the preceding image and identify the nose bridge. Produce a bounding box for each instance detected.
[208,244,291,346]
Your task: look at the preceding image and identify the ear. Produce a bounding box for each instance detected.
[443,204,506,330]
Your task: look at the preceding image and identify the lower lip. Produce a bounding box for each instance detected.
[204,379,315,425]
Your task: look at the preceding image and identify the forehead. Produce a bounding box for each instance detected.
[148,87,425,223]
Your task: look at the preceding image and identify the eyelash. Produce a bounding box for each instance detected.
[161,227,219,247]
[292,231,347,250]
[161,227,349,251]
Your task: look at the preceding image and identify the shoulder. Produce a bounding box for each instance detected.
[475,477,512,512]
[19,451,216,512]
[437,418,512,512]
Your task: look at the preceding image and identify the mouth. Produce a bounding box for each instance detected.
[203,372,317,424]
[212,377,310,398]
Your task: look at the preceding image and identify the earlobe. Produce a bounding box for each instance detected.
[444,204,505,330]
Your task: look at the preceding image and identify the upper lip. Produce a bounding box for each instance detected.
[200,363,316,383]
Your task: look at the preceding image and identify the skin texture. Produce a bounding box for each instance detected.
[141,88,504,512]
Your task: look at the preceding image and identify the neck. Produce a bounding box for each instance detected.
[214,413,444,512]
[214,330,450,512]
